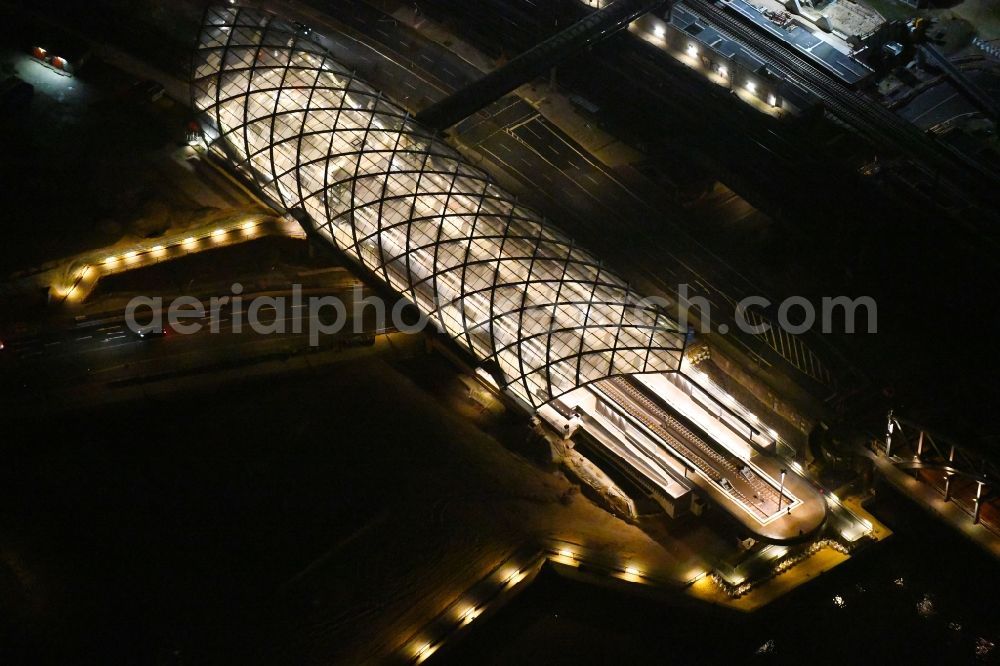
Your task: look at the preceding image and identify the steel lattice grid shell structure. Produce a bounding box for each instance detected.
[191,6,685,409]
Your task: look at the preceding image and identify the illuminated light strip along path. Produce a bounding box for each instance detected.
[43,214,292,306]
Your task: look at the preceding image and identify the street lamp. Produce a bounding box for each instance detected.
[973,480,985,524]
[778,469,787,511]
[885,409,895,457]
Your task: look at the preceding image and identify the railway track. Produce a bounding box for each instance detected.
[683,0,1000,205]
[599,377,782,518]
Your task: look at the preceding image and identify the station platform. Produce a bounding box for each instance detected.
[542,371,827,543]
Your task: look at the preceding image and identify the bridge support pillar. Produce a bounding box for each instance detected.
[973,481,984,524]
[884,410,895,457]
[916,430,924,457]
[943,445,957,501]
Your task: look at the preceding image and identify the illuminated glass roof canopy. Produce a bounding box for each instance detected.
[192,6,684,408]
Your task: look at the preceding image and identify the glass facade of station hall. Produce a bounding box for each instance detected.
[192,6,684,409]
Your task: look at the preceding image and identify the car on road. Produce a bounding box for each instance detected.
[133,79,165,102]
[134,326,167,340]
[720,478,734,492]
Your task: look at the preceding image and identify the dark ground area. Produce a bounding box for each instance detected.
[1,354,999,665]
[0,353,489,664]
[0,3,193,275]
[0,347,585,665]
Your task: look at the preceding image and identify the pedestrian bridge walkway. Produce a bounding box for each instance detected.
[415,0,665,130]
